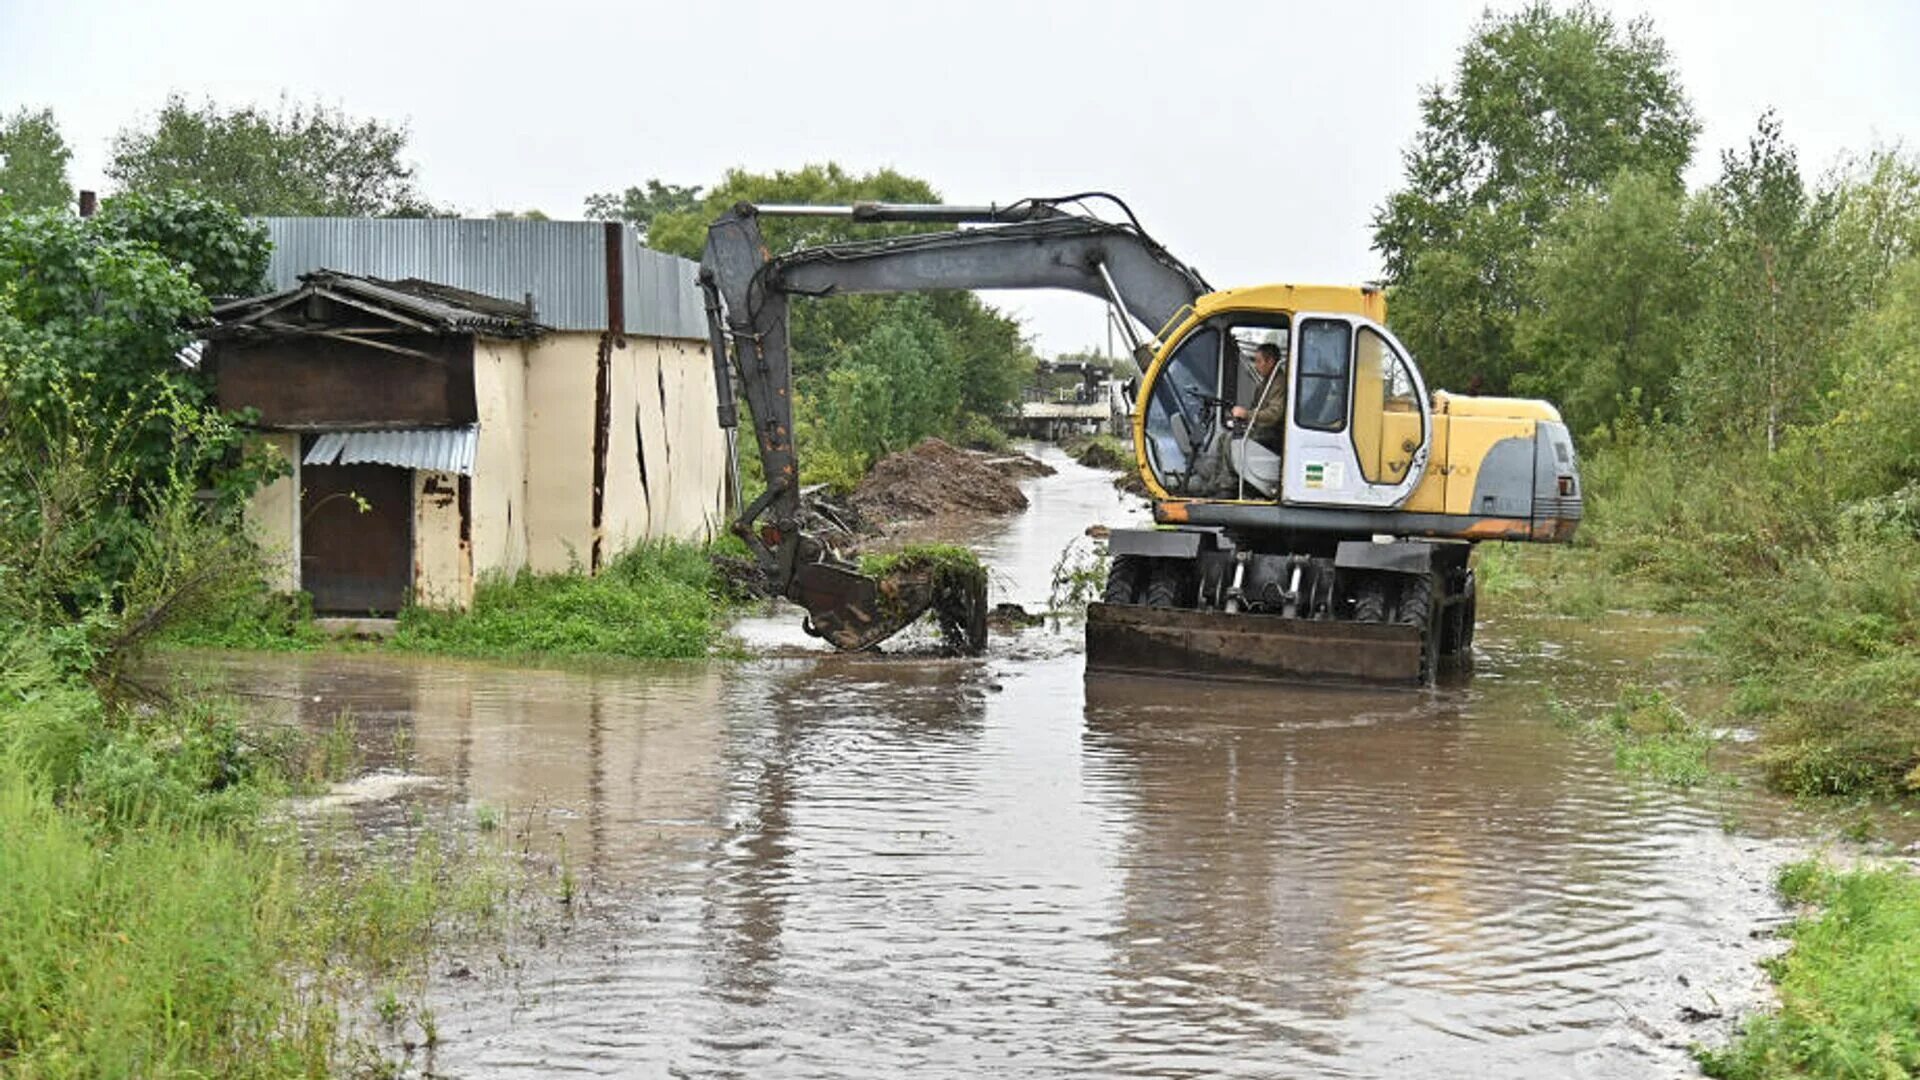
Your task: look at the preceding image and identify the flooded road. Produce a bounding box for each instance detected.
[191,446,1802,1078]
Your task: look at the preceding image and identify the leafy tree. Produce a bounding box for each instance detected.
[1373,2,1697,394]
[818,298,963,461]
[1685,112,1846,449]
[94,190,271,298]
[1821,257,1920,502]
[0,108,73,213]
[107,96,436,217]
[647,164,1033,469]
[1515,170,1706,433]
[489,208,551,221]
[583,179,702,240]
[0,193,272,528]
[1825,148,1920,309]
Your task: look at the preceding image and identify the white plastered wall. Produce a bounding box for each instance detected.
[242,433,301,592]
[412,470,469,609]
[244,330,731,599]
[471,339,531,579]
[602,336,731,553]
[522,332,600,573]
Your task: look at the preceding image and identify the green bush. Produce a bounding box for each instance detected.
[390,541,727,660]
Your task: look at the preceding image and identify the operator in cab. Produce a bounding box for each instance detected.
[1231,341,1287,453]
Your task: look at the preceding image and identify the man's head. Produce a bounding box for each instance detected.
[1254,342,1283,378]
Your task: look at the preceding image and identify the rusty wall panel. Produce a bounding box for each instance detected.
[212,336,476,429]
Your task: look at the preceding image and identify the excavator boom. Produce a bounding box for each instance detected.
[700,196,1206,653]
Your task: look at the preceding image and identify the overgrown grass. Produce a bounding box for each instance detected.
[1500,429,1920,801]
[0,770,337,1076]
[0,641,530,1076]
[390,541,728,661]
[153,580,327,652]
[160,541,745,663]
[1699,859,1920,1078]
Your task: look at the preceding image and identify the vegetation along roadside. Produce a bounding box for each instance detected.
[1377,6,1920,1072]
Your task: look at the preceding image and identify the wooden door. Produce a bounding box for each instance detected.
[301,460,412,615]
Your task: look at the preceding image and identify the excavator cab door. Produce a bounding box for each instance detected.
[1281,314,1431,509]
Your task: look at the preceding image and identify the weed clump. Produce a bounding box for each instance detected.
[1602,687,1717,788]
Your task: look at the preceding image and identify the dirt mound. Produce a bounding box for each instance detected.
[849,438,1047,525]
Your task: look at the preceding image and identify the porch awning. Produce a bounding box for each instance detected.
[303,425,478,476]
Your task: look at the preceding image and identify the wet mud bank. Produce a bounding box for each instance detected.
[182,443,1815,1078]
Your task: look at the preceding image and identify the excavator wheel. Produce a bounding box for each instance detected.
[1103,554,1147,605]
[1393,573,1440,682]
[1143,559,1191,609]
[1440,570,1477,656]
[1353,574,1390,624]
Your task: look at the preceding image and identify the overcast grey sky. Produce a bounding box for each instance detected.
[4,0,1917,353]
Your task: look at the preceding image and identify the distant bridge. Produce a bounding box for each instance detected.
[1011,394,1126,439]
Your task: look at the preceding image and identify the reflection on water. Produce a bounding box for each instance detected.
[185,446,1799,1078]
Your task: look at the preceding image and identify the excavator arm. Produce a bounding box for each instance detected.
[699,196,1207,652]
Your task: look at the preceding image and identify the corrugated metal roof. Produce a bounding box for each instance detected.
[304,426,478,475]
[260,218,706,339]
[209,270,540,340]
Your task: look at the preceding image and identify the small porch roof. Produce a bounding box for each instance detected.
[303,425,479,476]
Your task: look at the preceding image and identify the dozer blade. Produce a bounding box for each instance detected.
[790,560,987,655]
[1085,602,1427,686]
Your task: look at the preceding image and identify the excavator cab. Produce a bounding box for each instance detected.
[1138,291,1432,511]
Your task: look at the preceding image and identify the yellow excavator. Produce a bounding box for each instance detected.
[699,194,1581,683]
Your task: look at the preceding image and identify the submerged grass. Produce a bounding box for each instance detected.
[1602,687,1718,788]
[1548,685,1721,788]
[1699,859,1920,1078]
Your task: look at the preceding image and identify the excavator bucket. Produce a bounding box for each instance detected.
[790,560,988,655]
[1084,602,1428,685]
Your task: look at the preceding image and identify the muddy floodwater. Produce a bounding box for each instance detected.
[188,445,1810,1078]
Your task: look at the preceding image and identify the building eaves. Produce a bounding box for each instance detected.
[207,269,543,341]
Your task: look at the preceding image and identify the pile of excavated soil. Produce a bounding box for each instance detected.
[849,438,1051,524]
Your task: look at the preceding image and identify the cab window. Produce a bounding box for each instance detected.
[1294,319,1350,432]
[1352,327,1423,484]
[1142,326,1220,492]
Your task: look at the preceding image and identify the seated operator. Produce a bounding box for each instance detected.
[1230,342,1287,453]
